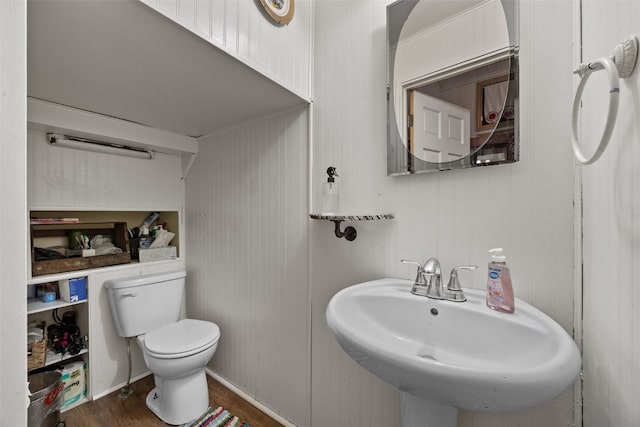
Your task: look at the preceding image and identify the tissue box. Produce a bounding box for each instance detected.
[138,246,177,263]
[59,277,87,303]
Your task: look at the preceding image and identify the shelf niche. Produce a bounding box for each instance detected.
[30,210,180,277]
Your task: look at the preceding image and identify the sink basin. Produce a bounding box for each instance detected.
[326,278,581,426]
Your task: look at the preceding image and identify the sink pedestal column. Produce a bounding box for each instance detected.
[400,392,458,427]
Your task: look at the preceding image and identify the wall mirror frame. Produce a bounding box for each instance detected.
[387,0,520,175]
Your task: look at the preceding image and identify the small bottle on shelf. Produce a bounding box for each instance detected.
[322,166,340,214]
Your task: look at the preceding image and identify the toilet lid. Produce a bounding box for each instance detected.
[144,319,219,358]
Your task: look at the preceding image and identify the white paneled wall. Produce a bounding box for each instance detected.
[0,1,27,425]
[27,130,184,211]
[10,0,639,425]
[141,0,311,99]
[311,0,577,426]
[185,107,310,426]
[16,1,584,426]
[580,1,640,426]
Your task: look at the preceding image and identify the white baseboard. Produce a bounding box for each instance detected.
[205,368,297,427]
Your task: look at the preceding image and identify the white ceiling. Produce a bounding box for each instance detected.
[27,0,307,139]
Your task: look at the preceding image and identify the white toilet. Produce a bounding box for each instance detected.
[105,270,220,425]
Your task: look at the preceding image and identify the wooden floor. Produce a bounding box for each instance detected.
[62,374,283,426]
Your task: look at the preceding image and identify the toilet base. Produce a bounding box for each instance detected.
[145,370,210,425]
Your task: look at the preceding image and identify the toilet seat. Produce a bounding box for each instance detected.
[144,319,220,359]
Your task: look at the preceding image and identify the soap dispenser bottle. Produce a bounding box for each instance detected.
[486,248,515,313]
[322,166,340,214]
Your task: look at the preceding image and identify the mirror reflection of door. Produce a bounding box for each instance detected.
[401,57,511,164]
[409,90,470,163]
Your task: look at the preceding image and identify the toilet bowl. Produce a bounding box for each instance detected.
[105,271,220,425]
[139,319,220,425]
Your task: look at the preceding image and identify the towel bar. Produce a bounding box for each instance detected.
[571,36,638,165]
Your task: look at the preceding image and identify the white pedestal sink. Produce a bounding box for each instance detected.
[326,278,581,427]
[401,393,457,426]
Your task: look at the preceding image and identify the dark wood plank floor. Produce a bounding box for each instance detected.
[61,374,284,426]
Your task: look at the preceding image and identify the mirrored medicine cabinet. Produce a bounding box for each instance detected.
[387,0,520,175]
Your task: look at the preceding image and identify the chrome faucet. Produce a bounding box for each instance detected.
[401,258,477,302]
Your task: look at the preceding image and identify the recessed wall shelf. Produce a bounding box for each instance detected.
[309,214,395,241]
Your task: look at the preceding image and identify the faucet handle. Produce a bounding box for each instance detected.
[401,259,423,270]
[401,259,427,286]
[444,265,476,302]
[447,265,477,291]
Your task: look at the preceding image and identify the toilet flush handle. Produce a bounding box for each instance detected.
[121,292,137,298]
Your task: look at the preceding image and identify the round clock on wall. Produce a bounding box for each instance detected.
[259,0,295,25]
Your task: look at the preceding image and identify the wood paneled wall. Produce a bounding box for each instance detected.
[0,1,28,425]
[27,130,185,212]
[311,1,578,426]
[580,1,640,426]
[11,0,621,425]
[186,107,310,425]
[184,1,581,426]
[22,0,585,425]
[141,0,312,99]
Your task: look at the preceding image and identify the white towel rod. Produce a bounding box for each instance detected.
[571,36,638,165]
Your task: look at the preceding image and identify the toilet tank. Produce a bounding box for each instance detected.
[105,270,186,338]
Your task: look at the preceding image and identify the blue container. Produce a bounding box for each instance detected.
[40,292,56,303]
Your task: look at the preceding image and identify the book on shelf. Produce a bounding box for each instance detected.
[30,218,81,224]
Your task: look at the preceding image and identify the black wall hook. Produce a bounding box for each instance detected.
[333,220,357,241]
